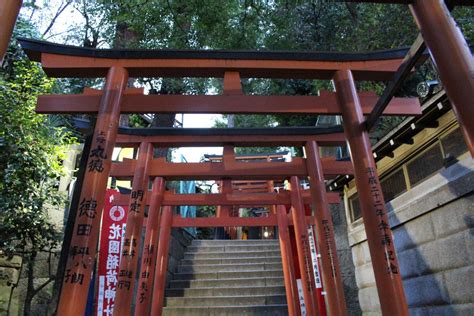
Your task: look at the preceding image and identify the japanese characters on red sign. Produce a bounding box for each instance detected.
[96,189,128,316]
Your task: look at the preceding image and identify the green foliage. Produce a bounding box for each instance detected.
[453,7,474,44]
[61,1,472,139]
[0,37,73,259]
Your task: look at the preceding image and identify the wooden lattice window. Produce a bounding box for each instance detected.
[381,168,407,202]
[349,194,362,222]
[441,128,468,161]
[407,143,444,187]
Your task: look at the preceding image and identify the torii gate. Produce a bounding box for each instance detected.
[110,130,351,316]
[18,38,423,316]
[9,1,472,310]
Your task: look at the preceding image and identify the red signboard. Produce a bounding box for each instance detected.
[96,189,128,315]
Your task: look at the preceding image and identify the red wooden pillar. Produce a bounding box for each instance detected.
[267,156,277,216]
[134,177,165,315]
[150,205,173,316]
[307,226,327,316]
[113,142,153,316]
[268,180,277,214]
[217,146,234,238]
[219,179,232,218]
[334,69,408,316]
[410,0,474,156]
[57,67,128,315]
[305,140,347,316]
[290,176,318,316]
[0,0,22,63]
[277,205,300,316]
[221,147,234,218]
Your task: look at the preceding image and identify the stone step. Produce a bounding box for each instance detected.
[169,277,284,289]
[192,239,279,246]
[184,250,281,260]
[166,285,286,297]
[180,256,282,265]
[186,245,280,253]
[165,294,287,307]
[162,304,289,316]
[163,240,287,316]
[172,269,283,281]
[178,262,282,273]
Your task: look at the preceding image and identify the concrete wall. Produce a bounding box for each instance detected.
[348,157,474,315]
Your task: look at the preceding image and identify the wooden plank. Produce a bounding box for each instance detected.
[17,37,410,80]
[115,191,341,206]
[115,133,347,147]
[109,158,354,180]
[39,53,405,80]
[37,92,420,116]
[365,34,426,130]
[171,215,278,227]
[171,215,319,228]
[232,184,269,190]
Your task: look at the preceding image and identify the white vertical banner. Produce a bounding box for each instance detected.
[308,226,323,288]
[296,279,307,316]
[97,276,105,315]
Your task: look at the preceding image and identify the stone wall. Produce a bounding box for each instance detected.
[331,203,362,316]
[166,228,195,286]
[7,251,60,315]
[348,157,474,315]
[0,256,22,316]
[1,228,193,315]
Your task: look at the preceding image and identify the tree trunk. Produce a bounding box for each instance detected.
[151,83,177,158]
[114,12,140,128]
[23,251,37,316]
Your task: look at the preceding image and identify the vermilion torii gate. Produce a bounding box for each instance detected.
[14,2,474,310]
[19,39,423,316]
[110,132,350,316]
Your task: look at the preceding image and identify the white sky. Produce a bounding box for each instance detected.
[175,114,224,162]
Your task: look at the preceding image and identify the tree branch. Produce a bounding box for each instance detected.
[31,277,55,297]
[42,1,73,37]
[166,0,190,45]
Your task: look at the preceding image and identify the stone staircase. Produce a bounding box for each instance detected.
[162,239,288,316]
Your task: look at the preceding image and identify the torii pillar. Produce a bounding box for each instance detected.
[305,140,347,316]
[113,142,153,316]
[57,67,128,315]
[410,0,474,156]
[334,69,408,316]
[0,0,22,63]
[134,177,165,315]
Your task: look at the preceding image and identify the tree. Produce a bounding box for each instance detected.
[211,4,472,144]
[0,18,73,315]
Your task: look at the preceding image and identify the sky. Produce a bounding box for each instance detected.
[174,114,224,162]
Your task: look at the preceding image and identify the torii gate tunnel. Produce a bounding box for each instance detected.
[3,0,473,314]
